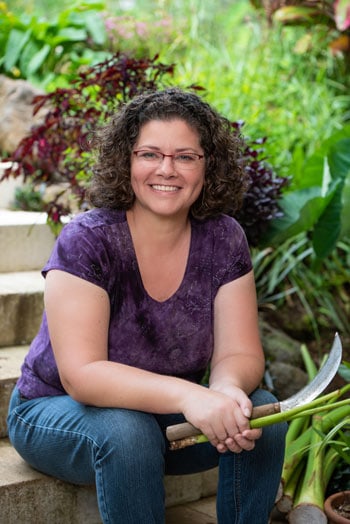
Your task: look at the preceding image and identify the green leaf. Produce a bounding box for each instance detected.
[312,186,342,258]
[328,138,350,240]
[264,187,328,243]
[19,40,40,77]
[54,27,88,44]
[27,44,51,75]
[4,28,31,71]
[329,139,350,180]
[338,362,350,383]
[83,12,107,45]
[341,174,350,237]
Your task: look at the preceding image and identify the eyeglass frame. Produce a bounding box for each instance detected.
[132,149,204,168]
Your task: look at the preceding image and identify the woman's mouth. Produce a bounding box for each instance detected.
[151,184,179,192]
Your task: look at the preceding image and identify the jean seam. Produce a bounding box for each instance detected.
[12,412,100,448]
[235,453,241,524]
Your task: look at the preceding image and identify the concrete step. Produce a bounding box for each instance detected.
[0,438,218,524]
[0,209,55,272]
[0,345,29,437]
[0,271,44,347]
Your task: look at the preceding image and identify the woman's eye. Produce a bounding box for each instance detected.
[176,154,196,163]
[140,151,158,159]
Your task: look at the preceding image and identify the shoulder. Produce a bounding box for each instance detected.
[43,208,128,288]
[192,214,247,245]
[66,208,126,231]
[192,215,252,286]
[56,208,126,245]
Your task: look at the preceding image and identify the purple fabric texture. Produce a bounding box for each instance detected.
[17,209,252,399]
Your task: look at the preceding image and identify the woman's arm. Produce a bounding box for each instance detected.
[44,270,199,413]
[204,269,265,452]
[210,269,265,395]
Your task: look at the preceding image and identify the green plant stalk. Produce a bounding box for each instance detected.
[249,390,350,429]
[285,414,310,447]
[321,404,350,433]
[280,404,350,504]
[324,447,341,488]
[277,458,306,514]
[289,412,349,518]
[292,413,326,510]
[300,343,318,380]
[284,398,350,425]
[283,343,315,464]
[281,426,312,487]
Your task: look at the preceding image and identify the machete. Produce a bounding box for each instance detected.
[166,332,342,442]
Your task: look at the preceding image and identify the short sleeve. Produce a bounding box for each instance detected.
[212,215,253,289]
[42,216,111,292]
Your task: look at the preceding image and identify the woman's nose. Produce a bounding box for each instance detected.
[158,156,176,176]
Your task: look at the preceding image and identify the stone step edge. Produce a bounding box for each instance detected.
[0,274,44,347]
[0,271,44,295]
[0,210,56,273]
[0,438,218,523]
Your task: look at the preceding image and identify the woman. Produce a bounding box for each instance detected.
[7,88,287,523]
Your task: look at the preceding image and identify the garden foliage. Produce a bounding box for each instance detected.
[1,52,288,246]
[0,0,177,89]
[0,1,110,88]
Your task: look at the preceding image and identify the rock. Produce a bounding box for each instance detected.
[260,318,303,367]
[259,318,310,400]
[268,362,308,401]
[0,75,46,154]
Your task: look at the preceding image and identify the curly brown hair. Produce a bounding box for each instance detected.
[88,87,248,219]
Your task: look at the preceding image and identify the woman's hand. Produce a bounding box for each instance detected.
[181,385,262,454]
[210,383,262,453]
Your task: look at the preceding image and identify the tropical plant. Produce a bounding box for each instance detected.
[277,348,350,523]
[262,125,350,260]
[0,0,110,88]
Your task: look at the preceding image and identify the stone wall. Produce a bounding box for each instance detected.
[0,75,46,155]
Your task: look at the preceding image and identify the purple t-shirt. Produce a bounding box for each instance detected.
[17,209,252,399]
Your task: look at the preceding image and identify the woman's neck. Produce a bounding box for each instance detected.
[126,207,190,252]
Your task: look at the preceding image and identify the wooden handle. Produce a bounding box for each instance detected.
[166,422,200,441]
[166,402,281,442]
[251,402,281,419]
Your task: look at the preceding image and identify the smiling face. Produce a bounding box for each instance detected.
[130,119,205,221]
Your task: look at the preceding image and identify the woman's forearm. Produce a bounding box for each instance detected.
[209,354,265,395]
[62,359,200,414]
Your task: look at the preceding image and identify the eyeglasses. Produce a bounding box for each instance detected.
[133,150,204,170]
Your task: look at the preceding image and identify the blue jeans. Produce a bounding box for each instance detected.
[7,387,287,524]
